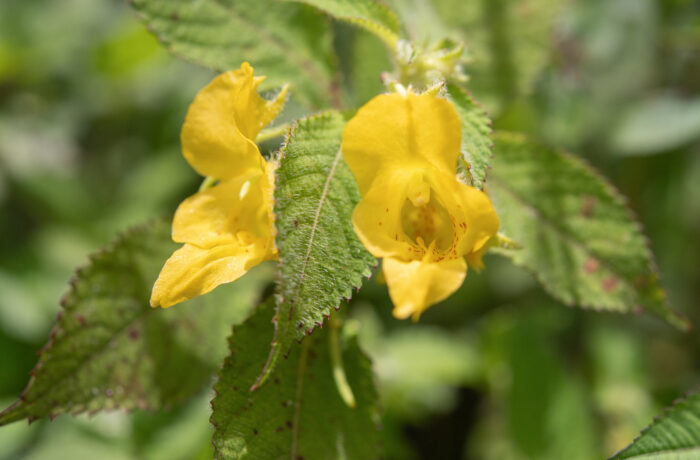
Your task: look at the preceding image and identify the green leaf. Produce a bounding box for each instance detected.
[611,95,700,156]
[488,132,688,330]
[128,0,337,107]
[446,82,494,189]
[0,219,271,426]
[211,299,380,459]
[285,0,400,49]
[254,111,375,388]
[610,392,700,459]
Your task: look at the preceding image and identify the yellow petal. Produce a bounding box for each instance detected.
[352,168,421,260]
[341,92,462,195]
[352,167,499,261]
[181,62,288,179]
[465,245,488,271]
[172,165,272,249]
[150,239,274,308]
[383,256,467,320]
[417,168,500,257]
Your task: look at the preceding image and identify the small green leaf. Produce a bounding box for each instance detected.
[254,111,375,388]
[285,0,401,49]
[488,132,688,329]
[611,95,700,156]
[446,82,494,189]
[610,392,700,459]
[129,0,337,107]
[211,299,380,459]
[0,219,271,426]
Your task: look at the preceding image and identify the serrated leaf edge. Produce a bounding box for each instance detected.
[490,131,689,330]
[609,390,700,459]
[0,218,184,426]
[446,83,494,189]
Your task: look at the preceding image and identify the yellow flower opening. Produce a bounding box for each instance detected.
[150,62,288,308]
[341,92,499,320]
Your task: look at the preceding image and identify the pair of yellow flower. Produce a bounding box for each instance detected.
[151,63,499,320]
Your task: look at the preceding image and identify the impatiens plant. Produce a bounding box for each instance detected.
[0,0,695,458]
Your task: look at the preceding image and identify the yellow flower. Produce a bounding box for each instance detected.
[150,62,288,308]
[341,92,499,320]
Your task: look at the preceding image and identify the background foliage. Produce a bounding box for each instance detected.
[0,0,698,458]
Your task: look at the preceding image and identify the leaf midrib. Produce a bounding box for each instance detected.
[292,148,343,303]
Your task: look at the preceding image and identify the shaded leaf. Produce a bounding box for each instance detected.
[253,111,375,388]
[488,132,688,329]
[286,0,400,48]
[434,0,563,109]
[611,392,700,459]
[446,82,494,189]
[129,0,337,107]
[0,219,271,426]
[211,299,380,459]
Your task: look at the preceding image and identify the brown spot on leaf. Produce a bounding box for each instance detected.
[636,275,650,288]
[581,196,596,218]
[602,276,618,292]
[584,258,599,274]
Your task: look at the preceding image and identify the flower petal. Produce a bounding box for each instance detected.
[341,92,462,194]
[352,168,420,260]
[448,180,500,257]
[172,165,273,249]
[150,240,274,308]
[383,256,467,320]
[181,62,287,179]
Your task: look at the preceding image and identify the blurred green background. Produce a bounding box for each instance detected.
[0,0,698,458]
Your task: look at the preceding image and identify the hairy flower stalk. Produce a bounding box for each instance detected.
[150,63,288,308]
[342,92,499,319]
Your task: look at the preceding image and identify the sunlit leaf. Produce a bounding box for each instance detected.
[254,111,375,388]
[211,299,380,459]
[488,132,688,329]
[0,219,271,426]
